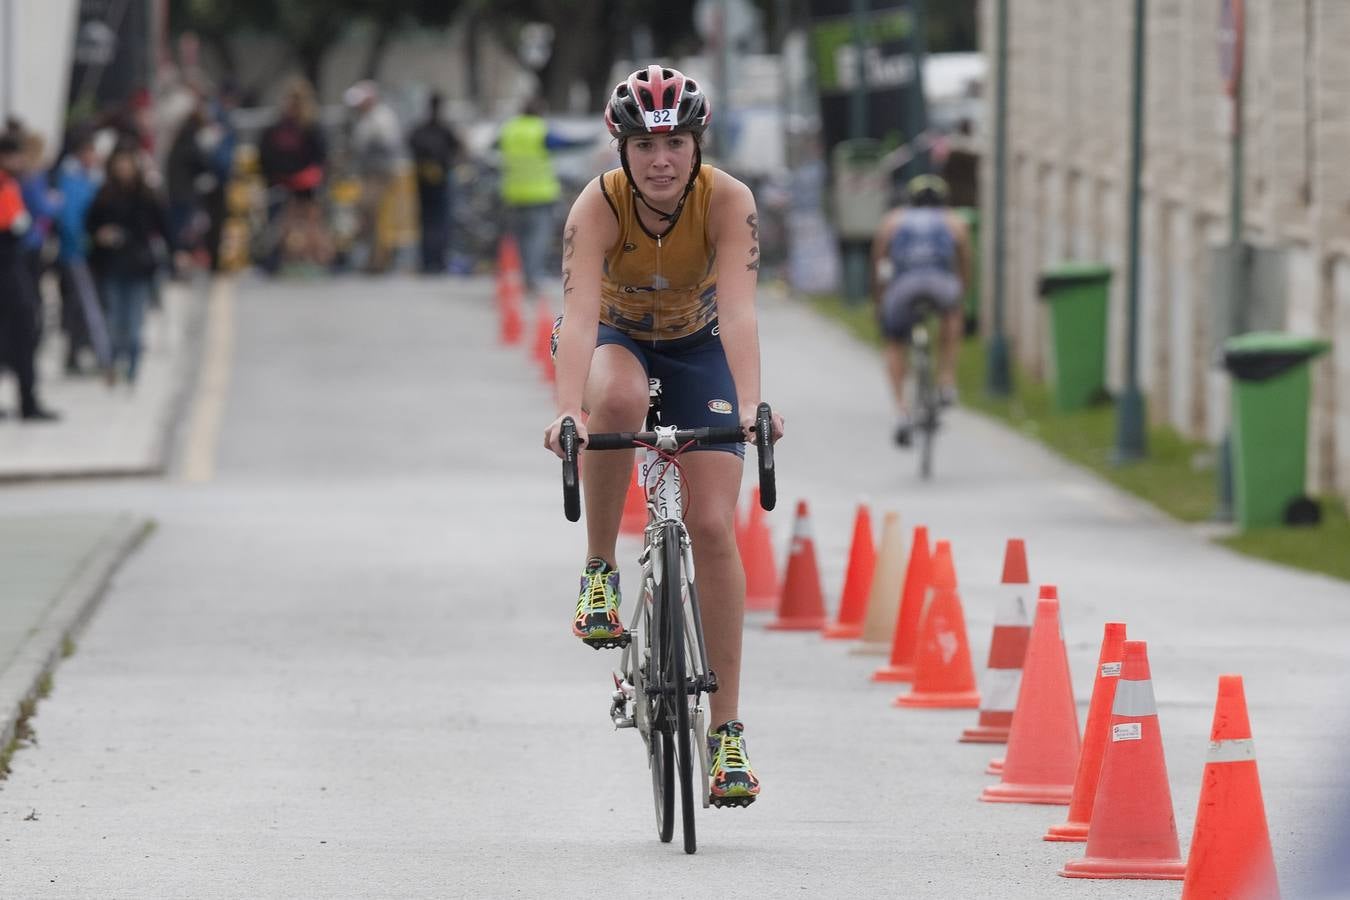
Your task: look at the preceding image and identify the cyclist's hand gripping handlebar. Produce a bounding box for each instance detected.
[560,417,581,522]
[752,402,775,511]
[559,403,777,518]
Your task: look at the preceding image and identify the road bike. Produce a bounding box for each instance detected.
[908,297,942,480]
[558,386,775,855]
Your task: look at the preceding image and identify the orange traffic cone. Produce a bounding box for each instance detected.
[742,487,779,612]
[960,539,1032,743]
[851,517,911,656]
[987,581,1059,775]
[1181,675,1279,899]
[1045,622,1128,841]
[980,587,1080,804]
[823,502,876,639]
[893,540,980,708]
[531,297,555,382]
[496,236,525,345]
[619,456,646,536]
[767,500,827,630]
[1060,640,1186,880]
[872,529,939,680]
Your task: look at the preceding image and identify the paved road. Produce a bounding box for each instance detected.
[1,275,1347,898]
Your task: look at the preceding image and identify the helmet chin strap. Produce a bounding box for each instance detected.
[620,140,703,235]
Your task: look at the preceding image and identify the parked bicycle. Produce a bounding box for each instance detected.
[558,385,775,854]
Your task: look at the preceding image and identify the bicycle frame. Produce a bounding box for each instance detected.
[612,427,716,806]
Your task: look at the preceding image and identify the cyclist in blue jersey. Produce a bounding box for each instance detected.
[870,174,971,446]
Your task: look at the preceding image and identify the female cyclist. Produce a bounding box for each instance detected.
[544,65,783,806]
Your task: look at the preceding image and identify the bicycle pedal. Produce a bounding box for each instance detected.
[582,633,631,651]
[709,795,756,809]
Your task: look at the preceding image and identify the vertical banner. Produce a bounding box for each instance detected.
[67,0,153,120]
[807,0,926,158]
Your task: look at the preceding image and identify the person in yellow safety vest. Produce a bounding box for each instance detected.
[497,95,593,295]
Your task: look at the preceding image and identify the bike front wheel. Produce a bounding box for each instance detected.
[658,522,697,855]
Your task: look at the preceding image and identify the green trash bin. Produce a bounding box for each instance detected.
[956,208,980,333]
[1037,263,1112,411]
[1223,332,1332,529]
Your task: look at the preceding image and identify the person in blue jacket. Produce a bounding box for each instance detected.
[55,129,109,374]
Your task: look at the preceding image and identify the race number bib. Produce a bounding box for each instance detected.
[643,108,675,128]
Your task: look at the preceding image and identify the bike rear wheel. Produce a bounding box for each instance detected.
[658,522,697,854]
[915,340,938,479]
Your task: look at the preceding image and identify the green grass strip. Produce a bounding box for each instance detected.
[804,292,1350,582]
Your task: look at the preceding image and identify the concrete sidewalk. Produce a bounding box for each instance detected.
[0,280,203,481]
[0,514,151,762]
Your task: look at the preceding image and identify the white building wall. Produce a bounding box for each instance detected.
[981,0,1350,505]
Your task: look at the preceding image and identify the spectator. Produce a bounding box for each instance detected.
[407,92,461,275]
[344,80,403,274]
[54,128,111,375]
[0,132,57,420]
[497,95,592,295]
[164,100,211,267]
[258,77,331,274]
[17,130,59,334]
[86,145,169,385]
[201,80,240,271]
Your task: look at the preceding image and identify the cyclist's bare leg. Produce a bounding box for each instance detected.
[678,449,744,728]
[937,308,963,392]
[883,341,910,415]
[580,345,649,567]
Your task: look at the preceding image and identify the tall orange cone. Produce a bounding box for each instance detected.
[960,539,1032,742]
[894,541,980,708]
[823,502,876,639]
[1060,640,1186,880]
[767,500,827,630]
[854,524,922,657]
[1181,675,1279,899]
[980,587,1080,803]
[496,236,524,345]
[531,297,555,382]
[873,530,942,680]
[741,487,778,612]
[987,581,1058,775]
[619,456,646,536]
[1045,622,1128,840]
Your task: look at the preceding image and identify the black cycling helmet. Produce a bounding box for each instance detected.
[605,65,711,233]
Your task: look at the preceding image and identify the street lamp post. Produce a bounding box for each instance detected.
[1115,0,1148,462]
[986,0,1011,395]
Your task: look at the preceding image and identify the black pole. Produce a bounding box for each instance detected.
[1115,0,1148,462]
[985,0,1011,395]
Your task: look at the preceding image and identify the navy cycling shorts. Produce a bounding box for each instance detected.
[597,320,744,458]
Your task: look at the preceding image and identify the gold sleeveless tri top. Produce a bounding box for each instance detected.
[598,165,718,342]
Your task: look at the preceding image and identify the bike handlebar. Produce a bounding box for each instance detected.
[559,402,778,522]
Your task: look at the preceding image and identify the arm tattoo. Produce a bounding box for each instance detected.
[563,224,577,261]
[562,268,573,295]
[746,213,760,271]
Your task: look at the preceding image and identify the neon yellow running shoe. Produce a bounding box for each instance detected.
[573,557,624,647]
[708,720,759,807]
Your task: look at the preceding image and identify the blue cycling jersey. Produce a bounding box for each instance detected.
[887,208,956,277]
